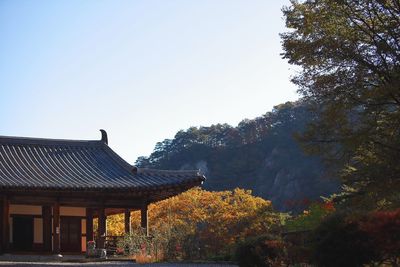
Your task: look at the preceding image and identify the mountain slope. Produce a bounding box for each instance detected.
[136,101,340,211]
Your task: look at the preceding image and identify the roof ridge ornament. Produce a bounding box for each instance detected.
[100,129,108,144]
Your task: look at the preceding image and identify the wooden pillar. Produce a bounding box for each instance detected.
[0,197,4,254]
[86,208,94,241]
[97,207,106,249]
[0,199,2,254]
[42,206,52,252]
[124,209,131,234]
[52,202,60,254]
[141,204,148,236]
[0,196,10,253]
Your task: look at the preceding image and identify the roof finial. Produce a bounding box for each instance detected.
[100,129,108,144]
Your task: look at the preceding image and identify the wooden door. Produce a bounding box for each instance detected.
[60,217,81,252]
[13,216,33,251]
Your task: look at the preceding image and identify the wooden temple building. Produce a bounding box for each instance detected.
[0,130,205,254]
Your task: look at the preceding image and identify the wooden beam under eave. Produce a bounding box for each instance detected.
[8,195,145,209]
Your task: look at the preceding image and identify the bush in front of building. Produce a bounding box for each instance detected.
[234,234,286,267]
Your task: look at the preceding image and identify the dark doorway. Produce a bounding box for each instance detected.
[13,216,34,251]
[60,216,81,252]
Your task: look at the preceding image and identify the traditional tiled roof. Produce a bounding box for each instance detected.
[0,131,205,191]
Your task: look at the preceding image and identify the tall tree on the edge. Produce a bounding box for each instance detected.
[281,0,400,209]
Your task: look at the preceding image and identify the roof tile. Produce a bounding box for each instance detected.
[0,134,205,191]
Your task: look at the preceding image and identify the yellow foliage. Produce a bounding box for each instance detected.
[107,214,125,236]
[107,187,283,258]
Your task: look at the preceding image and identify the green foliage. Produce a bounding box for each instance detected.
[285,201,335,232]
[118,227,151,256]
[281,0,400,209]
[136,101,339,211]
[117,226,169,262]
[234,235,286,267]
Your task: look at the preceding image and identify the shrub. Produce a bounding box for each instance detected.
[311,213,378,267]
[117,227,167,261]
[282,231,312,265]
[359,208,400,266]
[234,235,285,267]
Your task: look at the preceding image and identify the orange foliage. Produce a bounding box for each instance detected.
[322,201,335,212]
[134,253,156,264]
[108,187,282,258]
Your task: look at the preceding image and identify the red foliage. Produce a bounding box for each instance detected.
[322,201,335,212]
[359,208,400,262]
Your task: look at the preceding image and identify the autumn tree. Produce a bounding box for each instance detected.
[151,188,283,258]
[311,213,378,267]
[359,208,400,265]
[285,201,335,232]
[308,209,400,266]
[119,187,285,260]
[281,0,400,209]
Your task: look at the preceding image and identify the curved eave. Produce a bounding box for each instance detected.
[0,175,205,194]
[0,132,206,198]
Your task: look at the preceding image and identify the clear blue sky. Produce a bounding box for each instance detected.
[0,0,298,164]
